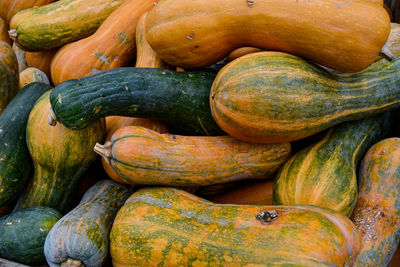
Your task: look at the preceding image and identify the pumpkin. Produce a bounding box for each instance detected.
[350,138,400,266]
[145,0,390,72]
[110,187,361,266]
[210,51,400,143]
[94,126,291,186]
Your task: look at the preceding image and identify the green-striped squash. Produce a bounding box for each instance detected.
[0,206,61,265]
[44,179,133,267]
[14,90,105,213]
[0,41,19,114]
[9,0,124,51]
[110,187,361,266]
[350,138,400,266]
[210,51,400,143]
[273,114,390,217]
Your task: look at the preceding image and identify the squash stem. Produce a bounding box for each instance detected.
[380,43,395,61]
[94,142,111,164]
[48,108,58,126]
[61,258,84,267]
[8,29,17,41]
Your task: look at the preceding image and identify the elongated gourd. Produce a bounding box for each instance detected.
[350,138,400,266]
[48,68,224,136]
[273,114,390,217]
[44,180,133,267]
[0,206,61,266]
[15,90,105,213]
[0,0,55,24]
[110,187,361,266]
[19,67,49,89]
[210,51,400,143]
[0,82,51,207]
[0,18,11,45]
[26,49,58,79]
[0,41,19,114]
[9,0,124,51]
[51,0,158,86]
[94,126,291,186]
[145,0,390,72]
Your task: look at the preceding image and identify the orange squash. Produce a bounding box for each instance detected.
[227,47,262,62]
[50,0,159,85]
[0,0,55,23]
[350,138,400,266]
[0,18,11,46]
[26,49,58,79]
[145,0,390,72]
[94,126,291,186]
[102,116,168,183]
[0,41,19,114]
[206,179,274,205]
[135,12,170,69]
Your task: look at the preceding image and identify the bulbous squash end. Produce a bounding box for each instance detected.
[48,108,58,126]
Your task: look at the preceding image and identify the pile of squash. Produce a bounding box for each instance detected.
[1,0,400,266]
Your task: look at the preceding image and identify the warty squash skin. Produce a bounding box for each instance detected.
[15,90,105,214]
[145,0,390,72]
[9,0,124,51]
[0,41,18,114]
[0,82,51,207]
[103,116,168,183]
[50,0,159,86]
[44,180,133,267]
[0,206,61,266]
[94,126,291,186]
[350,138,400,266]
[210,51,400,143]
[273,114,390,217]
[110,187,361,267]
[26,48,58,79]
[0,0,55,24]
[19,67,50,89]
[0,18,11,46]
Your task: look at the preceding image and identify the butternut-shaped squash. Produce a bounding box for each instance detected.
[50,0,158,85]
[110,187,361,266]
[15,90,105,213]
[273,114,390,217]
[26,49,58,79]
[145,0,390,72]
[0,18,11,45]
[94,126,291,186]
[210,51,400,143]
[0,41,19,114]
[0,0,54,24]
[350,138,400,266]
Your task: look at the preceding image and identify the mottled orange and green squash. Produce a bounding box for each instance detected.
[110,187,361,266]
[350,138,400,266]
[44,180,133,267]
[206,179,274,205]
[15,90,105,213]
[103,116,168,183]
[135,12,171,69]
[50,0,158,85]
[386,23,400,56]
[0,18,11,46]
[12,42,27,73]
[0,0,55,24]
[94,126,291,186]
[9,0,124,51]
[0,41,18,114]
[227,47,262,62]
[19,67,49,89]
[210,51,400,143]
[145,0,390,72]
[273,114,390,217]
[26,49,58,79]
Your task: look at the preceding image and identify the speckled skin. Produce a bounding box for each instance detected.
[0,41,18,114]
[350,138,400,266]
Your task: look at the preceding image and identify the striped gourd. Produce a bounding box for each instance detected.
[351,138,400,266]
[210,51,400,143]
[273,114,390,217]
[110,187,361,266]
